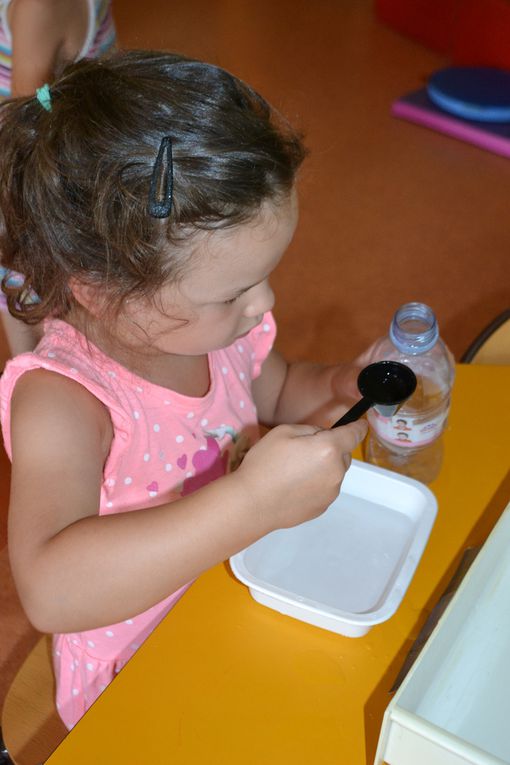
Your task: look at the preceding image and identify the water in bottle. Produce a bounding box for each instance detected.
[364,302,454,484]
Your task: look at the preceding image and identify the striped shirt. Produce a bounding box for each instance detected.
[0,0,116,97]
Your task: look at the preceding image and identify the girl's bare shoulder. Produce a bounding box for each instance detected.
[11,368,113,461]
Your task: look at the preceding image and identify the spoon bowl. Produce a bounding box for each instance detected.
[332,361,417,428]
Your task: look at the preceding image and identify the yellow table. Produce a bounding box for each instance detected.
[47,365,510,765]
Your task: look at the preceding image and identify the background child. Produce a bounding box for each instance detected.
[0,0,116,356]
[0,50,367,729]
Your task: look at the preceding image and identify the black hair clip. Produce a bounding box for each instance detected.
[148,136,173,218]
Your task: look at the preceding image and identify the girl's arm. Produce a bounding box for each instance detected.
[8,369,366,634]
[9,0,65,95]
[252,349,372,428]
[9,0,86,96]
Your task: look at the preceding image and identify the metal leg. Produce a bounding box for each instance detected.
[0,727,15,765]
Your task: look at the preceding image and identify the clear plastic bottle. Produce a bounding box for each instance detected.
[364,302,454,484]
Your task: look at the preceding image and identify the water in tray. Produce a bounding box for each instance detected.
[243,494,415,614]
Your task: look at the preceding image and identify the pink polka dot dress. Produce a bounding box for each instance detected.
[0,312,276,729]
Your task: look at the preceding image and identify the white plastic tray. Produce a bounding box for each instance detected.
[375,501,510,765]
[230,459,437,637]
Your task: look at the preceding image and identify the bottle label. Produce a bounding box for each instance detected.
[368,406,449,447]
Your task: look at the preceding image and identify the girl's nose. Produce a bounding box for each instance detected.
[244,280,275,317]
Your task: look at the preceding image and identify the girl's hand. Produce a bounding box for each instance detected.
[236,420,367,533]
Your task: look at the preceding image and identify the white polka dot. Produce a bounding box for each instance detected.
[187,412,195,419]
[105,630,114,637]
[72,639,79,645]
[124,477,132,485]
[153,423,160,432]
[176,435,184,443]
[165,463,172,472]
[240,400,245,408]
[107,370,117,378]
[133,411,140,420]
[106,501,113,508]
[87,640,95,648]
[164,400,171,405]
[130,643,139,651]
[199,445,207,451]
[125,619,134,625]
[99,684,107,692]
[74,659,79,667]
[86,662,94,671]
[106,478,116,487]
[222,366,228,375]
[239,372,245,381]
[55,650,61,657]
[47,351,56,358]
[200,418,208,427]
[237,344,244,353]
[186,471,193,478]
[263,323,271,332]
[72,688,79,696]
[143,453,150,462]
[70,367,78,374]
[70,662,75,671]
[136,386,143,393]
[56,702,60,710]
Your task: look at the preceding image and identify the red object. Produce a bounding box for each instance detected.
[453,0,510,69]
[375,0,510,69]
[374,0,459,55]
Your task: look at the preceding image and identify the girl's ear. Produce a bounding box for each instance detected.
[68,278,107,318]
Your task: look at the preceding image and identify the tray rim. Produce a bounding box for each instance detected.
[229,459,438,628]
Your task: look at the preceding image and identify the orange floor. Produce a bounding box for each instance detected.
[1,0,508,715]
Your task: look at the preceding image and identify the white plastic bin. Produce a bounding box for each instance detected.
[375,501,510,765]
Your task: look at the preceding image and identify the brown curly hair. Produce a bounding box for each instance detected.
[0,49,306,324]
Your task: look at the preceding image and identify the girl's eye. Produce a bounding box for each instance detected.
[224,295,241,305]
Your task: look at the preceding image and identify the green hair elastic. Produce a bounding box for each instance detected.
[35,83,52,112]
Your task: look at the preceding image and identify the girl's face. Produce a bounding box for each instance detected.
[119,191,298,356]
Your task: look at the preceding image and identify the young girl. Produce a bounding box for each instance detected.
[0,0,116,356]
[0,50,367,730]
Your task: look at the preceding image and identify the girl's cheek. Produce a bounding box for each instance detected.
[244,283,274,317]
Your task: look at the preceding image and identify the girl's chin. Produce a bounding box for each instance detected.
[236,319,262,340]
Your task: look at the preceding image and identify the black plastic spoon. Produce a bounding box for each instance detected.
[332,361,417,428]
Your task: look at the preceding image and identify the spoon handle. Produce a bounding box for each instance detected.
[331,397,372,428]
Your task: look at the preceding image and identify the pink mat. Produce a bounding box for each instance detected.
[392,88,510,159]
